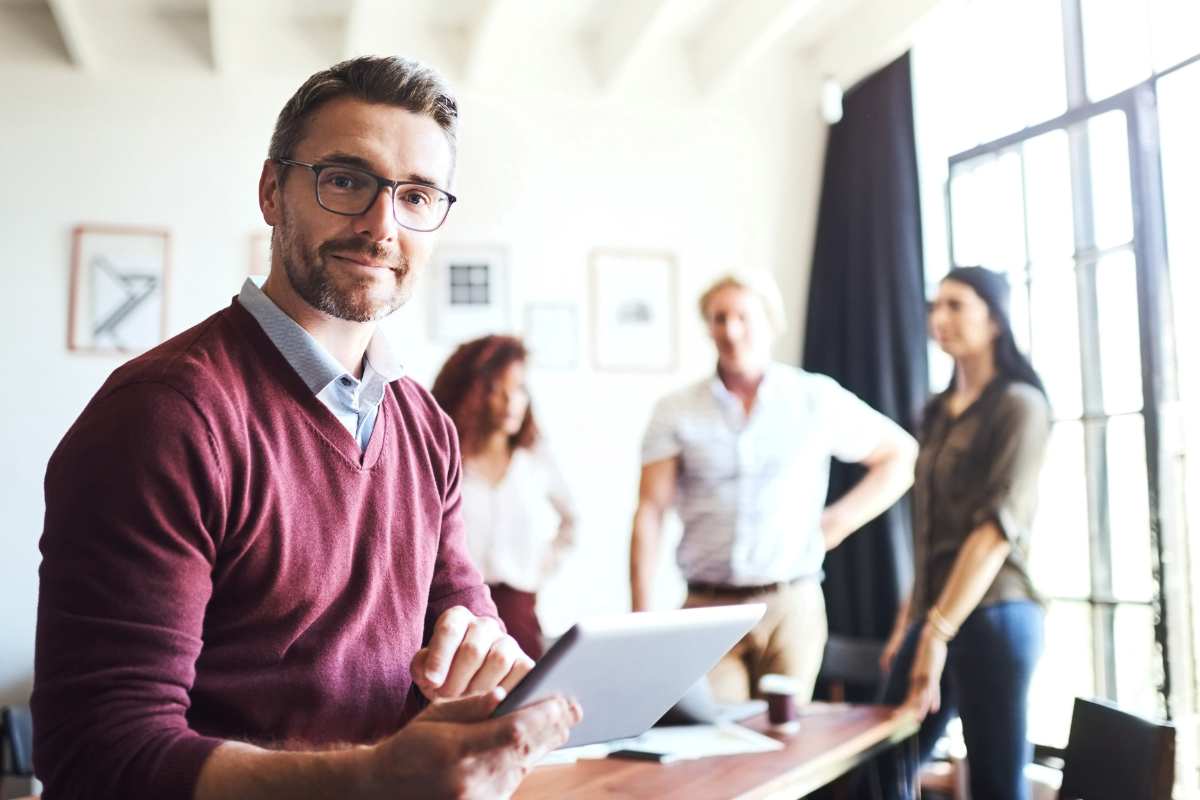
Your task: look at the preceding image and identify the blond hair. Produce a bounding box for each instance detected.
[698,269,787,333]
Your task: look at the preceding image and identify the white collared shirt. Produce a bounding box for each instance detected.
[459,444,579,593]
[641,363,900,585]
[238,277,404,451]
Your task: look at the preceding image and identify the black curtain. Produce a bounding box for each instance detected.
[802,52,928,643]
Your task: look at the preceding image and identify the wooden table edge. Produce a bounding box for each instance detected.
[730,709,922,800]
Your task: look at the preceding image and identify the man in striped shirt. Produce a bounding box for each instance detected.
[630,269,917,703]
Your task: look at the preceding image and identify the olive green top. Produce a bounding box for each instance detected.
[909,379,1052,624]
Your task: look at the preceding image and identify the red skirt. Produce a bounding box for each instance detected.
[488,583,544,661]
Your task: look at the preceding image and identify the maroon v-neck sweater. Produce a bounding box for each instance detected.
[32,298,497,800]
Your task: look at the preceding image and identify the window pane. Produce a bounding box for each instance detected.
[1029,267,1083,420]
[1087,111,1134,251]
[1095,251,1144,414]
[1031,421,1091,598]
[912,0,1067,151]
[1024,130,1075,266]
[1158,61,1200,579]
[1081,0,1153,101]
[950,152,1025,271]
[1148,0,1200,72]
[1009,272,1033,355]
[1114,603,1163,717]
[1029,600,1094,747]
[1107,414,1155,602]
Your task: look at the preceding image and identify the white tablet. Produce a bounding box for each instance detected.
[491,604,766,748]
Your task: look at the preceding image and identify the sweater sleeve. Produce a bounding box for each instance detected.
[969,385,1052,543]
[33,382,228,800]
[424,407,501,635]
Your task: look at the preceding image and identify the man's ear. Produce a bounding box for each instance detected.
[259,159,282,227]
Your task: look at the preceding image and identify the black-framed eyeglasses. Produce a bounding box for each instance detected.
[276,158,457,233]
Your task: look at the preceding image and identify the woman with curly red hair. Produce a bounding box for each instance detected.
[432,335,578,660]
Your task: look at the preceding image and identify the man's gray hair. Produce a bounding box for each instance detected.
[698,268,788,333]
[269,55,459,179]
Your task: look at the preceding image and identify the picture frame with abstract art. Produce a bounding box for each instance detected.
[431,245,509,343]
[68,224,170,353]
[590,250,677,372]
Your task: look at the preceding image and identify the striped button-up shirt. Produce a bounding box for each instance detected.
[239,277,404,452]
[641,363,900,585]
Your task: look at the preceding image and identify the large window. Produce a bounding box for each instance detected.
[912,0,1199,781]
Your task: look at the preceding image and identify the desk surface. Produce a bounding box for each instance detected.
[513,704,919,800]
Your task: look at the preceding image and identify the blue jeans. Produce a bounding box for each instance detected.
[861,600,1045,800]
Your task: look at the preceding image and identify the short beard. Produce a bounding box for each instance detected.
[276,212,412,323]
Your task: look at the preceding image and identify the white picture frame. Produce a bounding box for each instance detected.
[590,250,677,372]
[524,303,579,370]
[430,245,509,342]
[69,224,170,353]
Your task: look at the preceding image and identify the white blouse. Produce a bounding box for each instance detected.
[460,443,579,593]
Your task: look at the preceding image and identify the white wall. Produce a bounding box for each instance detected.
[0,41,830,707]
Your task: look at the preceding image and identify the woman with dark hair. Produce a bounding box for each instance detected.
[871,267,1051,800]
[431,335,577,661]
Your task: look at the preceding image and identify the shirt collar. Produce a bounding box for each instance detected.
[709,361,780,409]
[238,276,405,394]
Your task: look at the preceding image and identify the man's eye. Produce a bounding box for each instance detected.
[399,188,433,207]
[323,171,366,191]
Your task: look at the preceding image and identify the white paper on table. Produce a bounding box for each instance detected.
[605,724,784,760]
[536,743,612,766]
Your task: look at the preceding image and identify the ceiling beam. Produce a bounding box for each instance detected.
[691,0,819,94]
[810,0,944,89]
[591,0,689,90]
[206,0,237,72]
[46,0,99,70]
[460,0,513,87]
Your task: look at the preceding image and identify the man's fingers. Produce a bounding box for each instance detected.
[499,653,535,694]
[464,636,525,696]
[422,687,507,723]
[437,615,503,698]
[422,606,474,689]
[466,696,576,759]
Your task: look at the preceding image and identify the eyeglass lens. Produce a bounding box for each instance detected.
[315,166,450,231]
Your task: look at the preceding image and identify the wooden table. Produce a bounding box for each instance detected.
[514,704,920,800]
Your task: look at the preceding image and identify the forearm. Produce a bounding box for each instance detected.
[195,741,374,800]
[822,458,913,550]
[891,589,912,635]
[630,506,662,612]
[930,521,1011,630]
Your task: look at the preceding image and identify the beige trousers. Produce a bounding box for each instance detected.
[684,576,828,703]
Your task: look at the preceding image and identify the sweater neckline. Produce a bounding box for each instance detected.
[229,297,388,471]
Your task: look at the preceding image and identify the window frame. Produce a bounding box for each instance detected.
[940,0,1194,727]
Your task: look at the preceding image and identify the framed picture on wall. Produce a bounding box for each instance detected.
[431,245,509,342]
[590,249,677,372]
[68,224,170,353]
[524,303,579,370]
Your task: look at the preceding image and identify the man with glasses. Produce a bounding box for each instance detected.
[33,56,579,800]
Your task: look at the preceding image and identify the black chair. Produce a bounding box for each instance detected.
[1056,697,1174,800]
[1,705,34,780]
[816,634,885,703]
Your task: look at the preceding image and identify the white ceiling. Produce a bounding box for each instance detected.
[0,0,941,92]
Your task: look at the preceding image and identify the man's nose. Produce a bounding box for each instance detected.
[355,188,400,243]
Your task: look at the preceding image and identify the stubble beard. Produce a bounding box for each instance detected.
[276,209,415,323]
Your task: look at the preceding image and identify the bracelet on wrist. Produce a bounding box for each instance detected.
[925,606,958,642]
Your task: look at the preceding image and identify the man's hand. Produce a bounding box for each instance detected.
[411,606,534,700]
[362,688,582,800]
[195,688,582,800]
[879,623,907,674]
[900,627,948,721]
